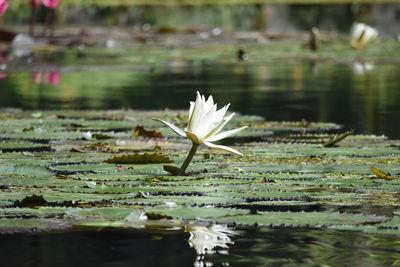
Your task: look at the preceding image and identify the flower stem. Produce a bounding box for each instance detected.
[177,143,199,175]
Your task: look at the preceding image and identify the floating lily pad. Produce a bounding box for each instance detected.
[216,211,388,227]
[0,109,398,235]
[146,206,246,219]
[0,218,66,233]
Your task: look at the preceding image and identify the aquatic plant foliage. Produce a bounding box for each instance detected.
[0,109,399,235]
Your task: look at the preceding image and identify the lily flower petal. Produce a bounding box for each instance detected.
[191,93,213,135]
[187,91,203,132]
[204,141,243,156]
[204,95,214,111]
[185,131,202,145]
[205,126,248,142]
[195,104,217,137]
[152,118,186,137]
[188,101,195,118]
[213,104,230,123]
[204,113,235,140]
[199,104,228,136]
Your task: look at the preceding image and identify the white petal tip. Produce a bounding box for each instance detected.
[204,141,244,156]
[152,118,186,137]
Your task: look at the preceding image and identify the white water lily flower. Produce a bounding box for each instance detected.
[154,91,247,156]
[350,22,378,49]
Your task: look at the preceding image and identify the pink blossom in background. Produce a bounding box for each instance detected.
[32,72,42,84]
[30,0,41,9]
[42,0,59,9]
[0,0,9,16]
[46,72,60,85]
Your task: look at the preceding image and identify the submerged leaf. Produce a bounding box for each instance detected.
[104,153,173,164]
[133,126,164,138]
[70,147,85,153]
[93,133,113,140]
[63,123,84,129]
[84,142,110,150]
[145,213,173,220]
[22,127,35,132]
[17,195,48,208]
[154,176,172,182]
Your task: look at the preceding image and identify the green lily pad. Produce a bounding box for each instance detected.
[216,211,388,227]
[145,206,247,219]
[0,109,398,235]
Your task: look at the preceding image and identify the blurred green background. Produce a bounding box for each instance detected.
[3,2,399,36]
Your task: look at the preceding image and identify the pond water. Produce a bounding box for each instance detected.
[1,42,400,266]
[1,226,400,266]
[0,44,399,139]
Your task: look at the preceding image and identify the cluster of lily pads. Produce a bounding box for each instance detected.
[0,108,399,236]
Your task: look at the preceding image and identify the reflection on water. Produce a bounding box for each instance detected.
[352,61,374,75]
[31,71,61,85]
[186,224,237,266]
[0,53,7,79]
[0,51,399,138]
[1,227,399,267]
[225,227,400,266]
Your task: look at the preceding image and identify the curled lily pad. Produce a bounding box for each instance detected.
[133,126,164,138]
[370,167,395,180]
[104,153,174,164]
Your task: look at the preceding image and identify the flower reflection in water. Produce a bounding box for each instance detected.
[185,224,238,267]
[352,62,374,76]
[31,71,61,85]
[0,53,6,79]
[46,72,60,85]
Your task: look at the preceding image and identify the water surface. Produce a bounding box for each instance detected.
[1,48,399,138]
[1,227,399,267]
